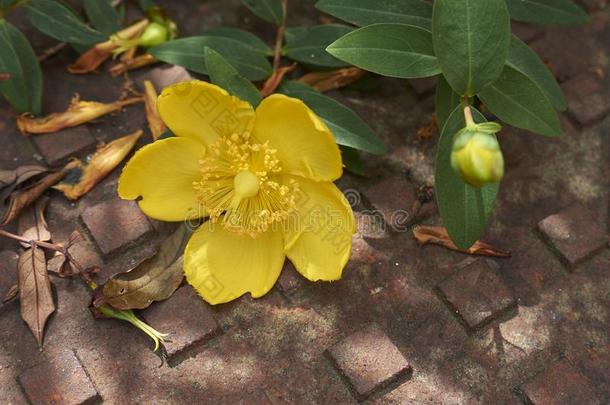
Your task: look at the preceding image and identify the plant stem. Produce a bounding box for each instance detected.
[0,228,62,253]
[461,97,475,126]
[271,0,288,72]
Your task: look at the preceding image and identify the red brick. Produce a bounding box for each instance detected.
[362,176,415,233]
[17,350,100,405]
[276,261,305,296]
[143,285,221,366]
[81,198,154,256]
[537,202,608,267]
[562,73,610,127]
[520,358,601,405]
[326,323,411,400]
[436,259,517,332]
[32,126,96,166]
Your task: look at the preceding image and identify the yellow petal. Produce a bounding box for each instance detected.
[118,137,205,221]
[253,94,342,181]
[157,81,255,145]
[184,222,284,304]
[283,177,355,281]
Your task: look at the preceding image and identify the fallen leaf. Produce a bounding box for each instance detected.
[2,284,19,303]
[1,171,65,226]
[0,166,50,224]
[69,20,149,74]
[415,116,437,143]
[298,67,365,93]
[18,246,55,348]
[0,73,9,81]
[109,53,158,76]
[261,63,297,97]
[16,95,143,135]
[18,196,51,248]
[143,81,166,140]
[102,225,191,310]
[413,225,511,257]
[53,130,143,200]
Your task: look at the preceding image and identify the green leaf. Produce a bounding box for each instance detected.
[315,0,432,30]
[340,145,365,176]
[506,35,566,111]
[240,0,284,25]
[83,0,121,36]
[435,106,498,249]
[26,0,106,44]
[284,24,353,68]
[204,47,262,107]
[280,81,386,155]
[204,27,272,55]
[149,36,273,81]
[432,0,510,96]
[506,0,588,25]
[478,66,562,136]
[0,21,42,114]
[435,75,461,131]
[326,23,441,79]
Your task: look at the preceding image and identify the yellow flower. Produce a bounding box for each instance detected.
[118,81,355,304]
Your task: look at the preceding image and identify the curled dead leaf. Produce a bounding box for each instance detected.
[1,170,65,226]
[16,95,143,135]
[297,67,366,93]
[53,130,143,200]
[69,20,149,74]
[2,284,18,303]
[18,246,55,348]
[413,225,511,257]
[110,53,158,76]
[102,225,191,310]
[18,196,51,248]
[143,81,166,140]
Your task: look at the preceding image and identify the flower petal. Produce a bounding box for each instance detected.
[118,137,205,221]
[185,223,285,304]
[283,177,355,281]
[157,81,255,145]
[253,94,342,181]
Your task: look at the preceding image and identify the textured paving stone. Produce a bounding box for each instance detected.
[537,202,608,267]
[436,259,517,332]
[17,350,100,405]
[231,390,273,405]
[408,77,436,97]
[81,198,154,256]
[362,175,415,233]
[520,358,601,405]
[143,64,193,90]
[143,285,222,365]
[562,72,610,127]
[327,323,411,400]
[32,126,96,166]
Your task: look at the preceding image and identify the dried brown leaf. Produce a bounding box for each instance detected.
[102,225,191,310]
[1,171,65,226]
[18,246,55,348]
[2,284,18,303]
[413,225,511,257]
[143,81,166,140]
[69,20,149,74]
[109,53,158,76]
[16,95,143,135]
[261,63,297,97]
[53,130,143,200]
[0,73,10,81]
[18,196,51,248]
[297,67,366,93]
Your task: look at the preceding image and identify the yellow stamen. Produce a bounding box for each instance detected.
[194,133,298,236]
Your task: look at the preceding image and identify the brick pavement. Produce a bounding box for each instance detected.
[0,1,608,404]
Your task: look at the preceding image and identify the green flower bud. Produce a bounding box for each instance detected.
[137,22,169,48]
[450,123,504,187]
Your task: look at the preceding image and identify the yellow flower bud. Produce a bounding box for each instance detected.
[450,124,504,187]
